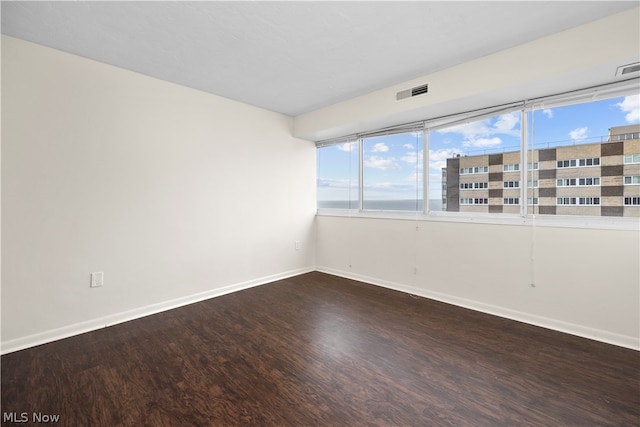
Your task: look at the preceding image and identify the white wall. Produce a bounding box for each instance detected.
[1,36,317,353]
[316,215,640,349]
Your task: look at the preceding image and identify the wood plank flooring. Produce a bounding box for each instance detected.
[2,272,639,426]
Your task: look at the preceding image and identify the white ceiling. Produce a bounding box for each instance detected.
[1,1,637,116]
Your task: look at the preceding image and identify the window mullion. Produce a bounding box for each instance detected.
[358,137,364,212]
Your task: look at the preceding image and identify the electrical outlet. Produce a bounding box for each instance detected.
[90,272,104,288]
[295,241,301,251]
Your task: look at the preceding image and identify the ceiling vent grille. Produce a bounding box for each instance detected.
[396,83,429,101]
[616,62,640,77]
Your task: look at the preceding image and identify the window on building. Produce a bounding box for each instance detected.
[578,177,600,186]
[362,131,423,211]
[503,197,519,205]
[624,196,640,205]
[617,132,640,140]
[578,197,600,205]
[460,198,488,205]
[624,176,640,185]
[624,154,640,164]
[503,181,520,188]
[557,197,577,205]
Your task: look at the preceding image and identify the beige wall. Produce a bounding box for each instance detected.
[1,36,317,352]
[293,8,640,141]
[316,215,640,349]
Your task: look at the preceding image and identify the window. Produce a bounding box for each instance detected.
[432,112,521,213]
[317,85,639,221]
[317,140,359,209]
[528,94,637,217]
[557,159,577,168]
[624,176,640,184]
[578,177,600,186]
[557,178,577,187]
[460,198,488,205]
[579,158,600,167]
[460,166,488,174]
[362,131,423,211]
[624,154,640,164]
[578,197,600,205]
[556,158,600,168]
[624,197,640,205]
[557,197,577,205]
[616,132,640,140]
[460,182,488,189]
[557,178,600,186]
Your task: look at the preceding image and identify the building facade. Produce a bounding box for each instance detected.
[443,124,640,217]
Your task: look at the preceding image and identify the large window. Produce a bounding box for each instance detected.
[316,84,640,220]
[362,131,423,211]
[528,94,640,217]
[316,139,359,209]
[430,112,521,213]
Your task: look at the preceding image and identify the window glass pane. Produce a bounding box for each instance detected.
[317,141,359,209]
[430,112,521,213]
[362,131,423,211]
[529,94,640,217]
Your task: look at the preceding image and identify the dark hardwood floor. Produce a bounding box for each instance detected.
[2,272,639,426]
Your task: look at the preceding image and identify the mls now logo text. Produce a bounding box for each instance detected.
[3,412,60,423]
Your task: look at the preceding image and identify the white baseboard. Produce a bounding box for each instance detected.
[0,267,314,355]
[316,266,640,351]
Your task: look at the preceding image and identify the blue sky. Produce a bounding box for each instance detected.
[317,94,640,203]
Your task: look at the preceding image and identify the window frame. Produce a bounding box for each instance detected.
[315,79,640,231]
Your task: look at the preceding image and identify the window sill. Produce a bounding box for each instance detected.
[316,209,640,231]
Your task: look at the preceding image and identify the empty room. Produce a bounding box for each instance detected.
[1,2,639,426]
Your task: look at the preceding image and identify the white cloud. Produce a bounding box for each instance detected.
[401,150,424,168]
[440,120,492,139]
[436,113,519,145]
[542,109,553,118]
[463,137,502,148]
[404,171,423,182]
[337,142,357,152]
[403,143,415,149]
[493,112,520,135]
[428,148,460,171]
[372,142,389,153]
[364,156,399,170]
[569,127,588,141]
[616,94,640,123]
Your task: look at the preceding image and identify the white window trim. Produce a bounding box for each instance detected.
[316,78,640,231]
[623,175,640,185]
[623,196,640,206]
[623,154,640,164]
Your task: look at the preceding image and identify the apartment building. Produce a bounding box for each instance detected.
[444,124,640,217]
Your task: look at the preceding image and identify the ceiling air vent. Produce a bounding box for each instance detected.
[616,62,640,77]
[396,83,429,101]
